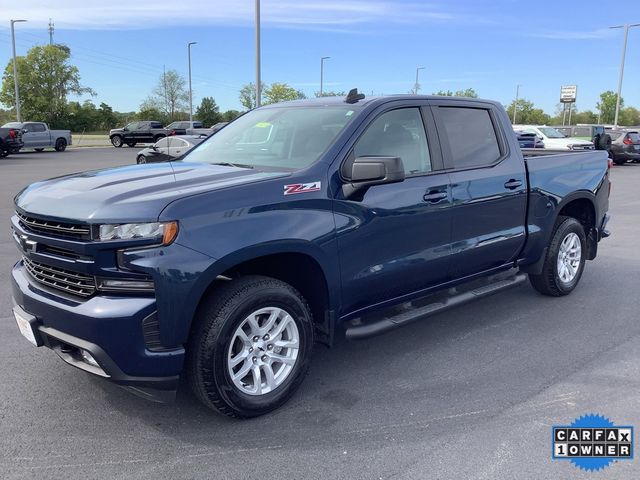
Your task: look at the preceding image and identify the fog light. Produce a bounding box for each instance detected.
[97,278,155,292]
[80,349,99,368]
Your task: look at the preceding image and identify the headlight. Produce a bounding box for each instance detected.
[98,221,178,245]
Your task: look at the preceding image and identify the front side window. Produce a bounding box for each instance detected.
[31,123,46,132]
[353,108,432,175]
[437,107,501,169]
[182,106,357,170]
[125,122,139,130]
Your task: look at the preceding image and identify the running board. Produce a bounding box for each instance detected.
[345,273,528,340]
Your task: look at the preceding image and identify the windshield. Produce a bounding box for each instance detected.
[181,106,357,169]
[2,122,23,128]
[538,127,566,138]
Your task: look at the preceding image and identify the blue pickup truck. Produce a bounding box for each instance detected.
[10,92,610,417]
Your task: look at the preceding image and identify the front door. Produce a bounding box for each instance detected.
[334,106,453,316]
[430,101,527,279]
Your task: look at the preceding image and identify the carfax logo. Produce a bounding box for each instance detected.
[552,414,634,472]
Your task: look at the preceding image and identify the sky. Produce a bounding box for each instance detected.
[0,0,639,116]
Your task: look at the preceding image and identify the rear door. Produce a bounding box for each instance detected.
[431,101,527,279]
[334,104,453,315]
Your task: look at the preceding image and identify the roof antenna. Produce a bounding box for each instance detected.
[345,88,365,104]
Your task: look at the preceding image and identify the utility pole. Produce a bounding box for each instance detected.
[163,65,168,116]
[255,0,261,108]
[610,23,640,126]
[48,18,54,45]
[10,19,27,122]
[320,56,330,96]
[513,84,521,124]
[188,42,197,122]
[414,66,424,94]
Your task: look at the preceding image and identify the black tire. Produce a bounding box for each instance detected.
[529,216,587,297]
[10,147,21,154]
[34,148,44,152]
[598,133,612,151]
[187,275,314,418]
[111,135,123,147]
[613,155,626,166]
[54,138,67,152]
[0,149,8,158]
[136,155,147,164]
[126,142,136,147]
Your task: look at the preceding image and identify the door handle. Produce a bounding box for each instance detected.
[423,191,448,203]
[504,179,523,190]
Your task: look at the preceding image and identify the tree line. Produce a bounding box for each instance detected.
[1,44,639,132]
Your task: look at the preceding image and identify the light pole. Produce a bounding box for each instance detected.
[255,0,261,108]
[10,19,27,122]
[610,23,639,126]
[320,56,330,96]
[187,42,197,122]
[513,84,521,124]
[414,66,425,94]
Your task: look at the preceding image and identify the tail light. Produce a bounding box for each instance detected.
[169,130,176,136]
[623,136,633,145]
[8,129,16,139]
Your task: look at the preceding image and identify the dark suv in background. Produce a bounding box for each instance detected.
[608,129,640,165]
[109,121,167,147]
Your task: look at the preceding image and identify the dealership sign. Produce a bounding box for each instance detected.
[560,85,577,103]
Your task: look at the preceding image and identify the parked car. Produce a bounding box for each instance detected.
[607,129,640,165]
[136,135,206,164]
[553,125,611,152]
[2,122,71,152]
[11,93,610,418]
[0,125,24,157]
[514,130,544,148]
[211,122,228,133]
[513,125,594,150]
[109,121,167,147]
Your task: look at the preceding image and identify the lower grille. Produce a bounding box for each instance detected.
[23,257,96,297]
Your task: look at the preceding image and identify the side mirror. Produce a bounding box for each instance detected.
[151,145,158,151]
[22,128,29,133]
[343,156,405,198]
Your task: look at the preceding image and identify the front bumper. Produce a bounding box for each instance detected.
[11,261,183,402]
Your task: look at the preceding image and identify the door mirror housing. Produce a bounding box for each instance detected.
[151,145,158,151]
[343,156,405,198]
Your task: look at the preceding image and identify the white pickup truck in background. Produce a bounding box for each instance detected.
[1,122,72,152]
[513,125,594,150]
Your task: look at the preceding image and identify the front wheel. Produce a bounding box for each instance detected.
[529,216,586,296]
[136,155,147,164]
[187,275,314,418]
[54,138,67,152]
[111,135,123,147]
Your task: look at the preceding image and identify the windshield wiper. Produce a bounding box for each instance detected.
[210,162,254,169]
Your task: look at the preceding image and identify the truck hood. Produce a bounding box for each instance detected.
[109,128,125,135]
[15,162,288,222]
[543,137,593,149]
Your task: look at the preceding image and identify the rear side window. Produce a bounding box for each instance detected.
[609,132,622,140]
[193,122,203,128]
[627,133,640,143]
[437,107,501,169]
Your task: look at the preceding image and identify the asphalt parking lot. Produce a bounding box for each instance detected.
[1,149,639,479]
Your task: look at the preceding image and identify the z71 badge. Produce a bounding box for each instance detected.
[283,182,321,196]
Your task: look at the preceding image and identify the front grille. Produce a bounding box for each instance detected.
[23,257,96,297]
[17,212,91,240]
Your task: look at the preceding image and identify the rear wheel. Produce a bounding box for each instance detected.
[529,216,586,296]
[187,275,314,418]
[54,138,67,152]
[111,135,123,147]
[0,149,8,158]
